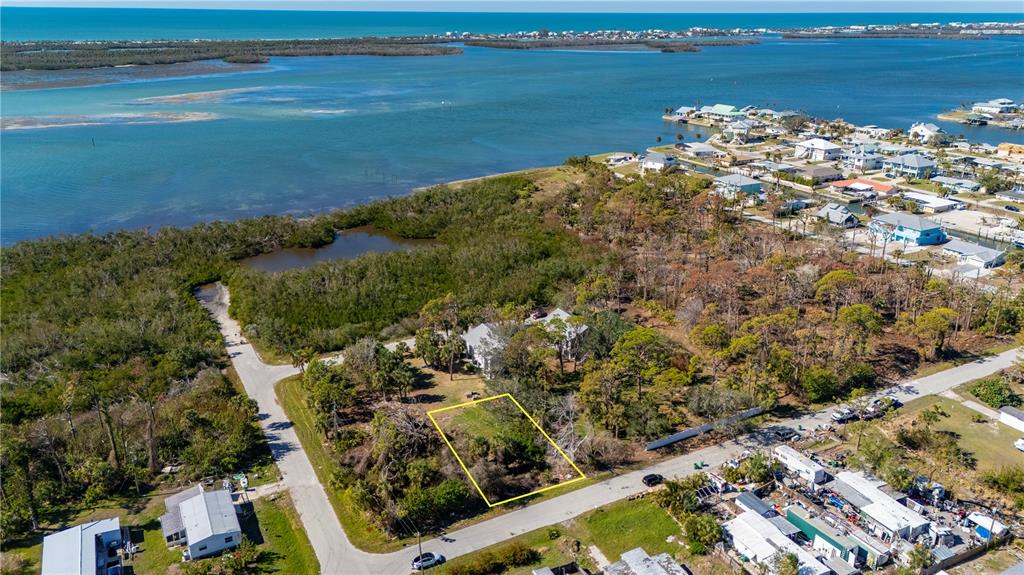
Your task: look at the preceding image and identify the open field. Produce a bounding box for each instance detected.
[899,396,1024,472]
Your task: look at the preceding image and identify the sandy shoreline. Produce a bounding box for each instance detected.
[0,60,265,92]
[1,111,219,131]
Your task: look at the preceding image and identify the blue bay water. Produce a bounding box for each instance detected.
[2,8,1020,40]
[2,10,1024,243]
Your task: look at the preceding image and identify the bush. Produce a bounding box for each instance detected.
[445,542,538,575]
[802,366,839,403]
[969,377,1021,408]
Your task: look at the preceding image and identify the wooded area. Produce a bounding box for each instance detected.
[2,158,1020,547]
[0,38,460,71]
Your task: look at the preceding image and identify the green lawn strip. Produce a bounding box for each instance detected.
[248,494,320,574]
[578,498,682,560]
[437,498,688,575]
[900,396,1024,471]
[910,344,1018,379]
[435,526,577,575]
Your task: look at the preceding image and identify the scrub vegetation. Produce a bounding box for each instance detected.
[0,38,461,71]
[2,158,1020,551]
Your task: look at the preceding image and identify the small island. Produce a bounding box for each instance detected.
[0,37,462,71]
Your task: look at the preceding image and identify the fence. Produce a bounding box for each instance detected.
[645,407,764,451]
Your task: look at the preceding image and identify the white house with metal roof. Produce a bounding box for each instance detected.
[41,517,122,575]
[640,152,675,173]
[829,471,930,542]
[724,510,830,575]
[603,547,692,575]
[909,122,946,144]
[795,138,843,161]
[942,239,1006,269]
[900,191,959,214]
[160,485,241,561]
[774,445,827,486]
[1000,406,1024,433]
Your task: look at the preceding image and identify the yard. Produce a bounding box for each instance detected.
[900,396,1024,471]
[434,496,734,575]
[244,494,320,574]
[576,498,681,560]
[0,489,313,575]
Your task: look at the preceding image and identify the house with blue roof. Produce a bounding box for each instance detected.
[869,212,947,246]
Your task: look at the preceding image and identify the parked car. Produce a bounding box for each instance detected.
[772,427,801,441]
[885,394,902,407]
[831,407,857,423]
[1005,205,1021,213]
[412,552,445,570]
[642,473,664,487]
[860,405,884,420]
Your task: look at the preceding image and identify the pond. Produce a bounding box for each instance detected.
[239,226,430,272]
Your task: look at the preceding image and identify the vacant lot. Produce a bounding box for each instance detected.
[429,394,585,506]
[900,395,1024,472]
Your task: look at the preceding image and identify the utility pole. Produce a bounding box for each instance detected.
[417,531,423,571]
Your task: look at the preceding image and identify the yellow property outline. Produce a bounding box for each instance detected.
[427,393,587,507]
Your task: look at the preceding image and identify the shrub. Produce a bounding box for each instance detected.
[801,366,839,403]
[969,377,1021,409]
[445,542,538,575]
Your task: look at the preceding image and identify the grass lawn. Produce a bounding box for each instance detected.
[245,494,320,574]
[906,180,947,195]
[436,526,579,575]
[910,343,1018,378]
[407,358,486,408]
[577,498,682,560]
[898,396,1024,472]
[436,497,699,575]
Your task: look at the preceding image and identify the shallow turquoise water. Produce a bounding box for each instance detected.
[2,32,1023,242]
[2,8,1019,40]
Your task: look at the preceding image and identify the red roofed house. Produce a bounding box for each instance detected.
[830,178,896,200]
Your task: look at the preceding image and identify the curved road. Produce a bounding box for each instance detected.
[198,283,1020,574]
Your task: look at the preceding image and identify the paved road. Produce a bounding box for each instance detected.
[199,282,1019,574]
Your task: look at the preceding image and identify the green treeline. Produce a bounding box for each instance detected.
[0,38,461,71]
[0,175,588,542]
[0,216,333,540]
[228,176,591,354]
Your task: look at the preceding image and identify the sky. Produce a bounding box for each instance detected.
[3,0,1023,12]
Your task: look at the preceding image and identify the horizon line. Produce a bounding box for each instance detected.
[3,1,1023,14]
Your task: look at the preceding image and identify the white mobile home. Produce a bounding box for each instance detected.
[42,518,122,575]
[774,445,827,486]
[160,486,241,561]
[829,471,930,541]
[724,511,830,575]
[1000,406,1024,433]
